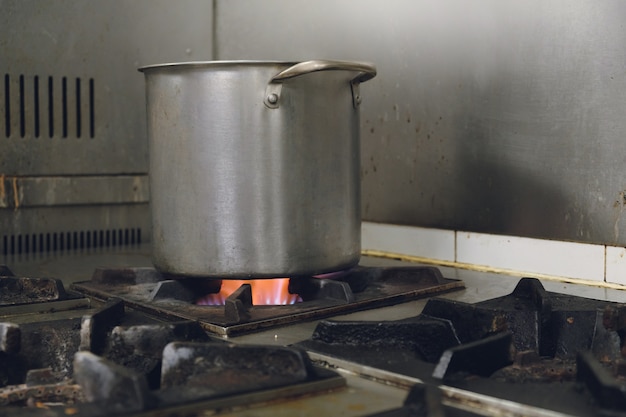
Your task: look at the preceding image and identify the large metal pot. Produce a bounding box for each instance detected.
[139,60,376,278]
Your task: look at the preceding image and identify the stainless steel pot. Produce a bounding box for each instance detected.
[139,60,376,278]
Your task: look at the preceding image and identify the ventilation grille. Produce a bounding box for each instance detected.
[2,228,141,255]
[3,74,95,139]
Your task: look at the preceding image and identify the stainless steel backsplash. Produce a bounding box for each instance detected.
[216,0,626,246]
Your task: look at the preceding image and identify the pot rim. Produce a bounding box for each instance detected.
[138,60,306,72]
[137,60,373,73]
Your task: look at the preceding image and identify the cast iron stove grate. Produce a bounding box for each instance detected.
[0,266,344,416]
[71,265,464,336]
[297,278,626,417]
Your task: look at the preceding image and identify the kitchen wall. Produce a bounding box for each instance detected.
[0,0,214,254]
[1,0,214,176]
[216,0,626,247]
[3,1,625,254]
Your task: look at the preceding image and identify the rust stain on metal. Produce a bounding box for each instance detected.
[12,176,19,210]
[0,175,21,210]
[347,403,367,411]
[0,383,83,406]
[0,174,5,207]
[490,315,506,332]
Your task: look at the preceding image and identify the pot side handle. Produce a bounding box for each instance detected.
[270,60,377,83]
[264,60,377,109]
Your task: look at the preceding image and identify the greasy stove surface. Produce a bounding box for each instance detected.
[298,278,626,416]
[0,266,352,417]
[3,246,626,416]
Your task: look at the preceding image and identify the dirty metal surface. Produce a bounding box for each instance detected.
[0,270,352,417]
[1,345,346,417]
[160,342,316,394]
[369,384,484,417]
[297,278,626,417]
[0,381,83,406]
[0,273,68,306]
[0,303,180,390]
[72,266,464,336]
[577,351,626,412]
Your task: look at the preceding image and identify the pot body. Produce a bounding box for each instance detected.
[140,61,376,278]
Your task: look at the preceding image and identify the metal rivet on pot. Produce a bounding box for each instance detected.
[267,93,279,104]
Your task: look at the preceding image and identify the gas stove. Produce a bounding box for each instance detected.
[1,245,626,416]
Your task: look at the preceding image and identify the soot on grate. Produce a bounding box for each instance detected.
[0,267,345,416]
[299,278,626,414]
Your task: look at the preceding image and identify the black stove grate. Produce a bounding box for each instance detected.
[0,265,345,416]
[71,265,464,336]
[297,278,626,416]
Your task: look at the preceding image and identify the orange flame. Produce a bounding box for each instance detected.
[196,278,302,306]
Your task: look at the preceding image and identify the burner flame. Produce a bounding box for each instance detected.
[196,278,302,306]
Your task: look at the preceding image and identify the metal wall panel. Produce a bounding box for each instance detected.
[0,0,214,175]
[0,0,213,247]
[216,0,626,246]
[0,205,150,256]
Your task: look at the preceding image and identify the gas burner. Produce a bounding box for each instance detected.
[297,278,626,416]
[71,265,463,336]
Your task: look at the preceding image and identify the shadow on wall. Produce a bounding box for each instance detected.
[442,1,626,245]
[453,119,571,239]
[450,85,600,243]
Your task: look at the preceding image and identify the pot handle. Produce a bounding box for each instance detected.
[264,60,377,109]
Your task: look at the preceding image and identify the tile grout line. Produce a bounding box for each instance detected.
[453,230,457,263]
[604,245,608,282]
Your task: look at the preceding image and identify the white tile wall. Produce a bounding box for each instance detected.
[361,222,455,262]
[606,246,626,285]
[362,222,625,284]
[456,232,604,282]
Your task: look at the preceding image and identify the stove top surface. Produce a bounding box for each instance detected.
[3,246,626,416]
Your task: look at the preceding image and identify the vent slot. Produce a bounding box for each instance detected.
[89,78,95,138]
[76,78,81,138]
[48,77,54,138]
[19,74,25,137]
[61,76,67,138]
[34,75,40,138]
[2,228,142,256]
[2,74,95,139]
[48,76,54,137]
[4,74,10,137]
